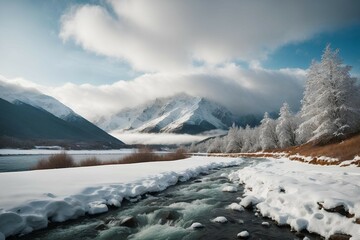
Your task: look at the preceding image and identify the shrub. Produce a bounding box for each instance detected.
[32,148,189,170]
[34,152,75,170]
[120,148,187,164]
[79,157,101,167]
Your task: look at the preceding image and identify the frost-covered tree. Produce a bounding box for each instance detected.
[240,125,260,152]
[189,142,197,153]
[296,60,320,143]
[241,125,253,152]
[298,44,359,144]
[249,127,261,152]
[207,137,223,153]
[259,112,278,150]
[276,102,297,148]
[225,124,244,153]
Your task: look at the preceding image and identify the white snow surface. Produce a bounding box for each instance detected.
[0,156,241,237]
[0,79,74,119]
[228,158,360,239]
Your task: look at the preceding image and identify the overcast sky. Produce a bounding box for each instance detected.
[1,0,360,120]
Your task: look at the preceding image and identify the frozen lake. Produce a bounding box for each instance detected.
[0,149,137,172]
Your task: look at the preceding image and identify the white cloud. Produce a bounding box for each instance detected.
[60,0,360,72]
[41,64,306,120]
[1,65,306,121]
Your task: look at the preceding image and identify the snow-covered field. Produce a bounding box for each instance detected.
[229,158,360,239]
[0,156,241,238]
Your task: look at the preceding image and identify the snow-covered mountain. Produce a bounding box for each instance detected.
[0,80,124,149]
[0,81,74,119]
[95,93,236,134]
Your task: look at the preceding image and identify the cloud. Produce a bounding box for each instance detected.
[41,64,306,120]
[60,0,360,72]
[1,64,305,121]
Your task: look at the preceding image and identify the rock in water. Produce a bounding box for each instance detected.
[189,222,204,229]
[120,216,138,228]
[212,216,228,223]
[237,230,250,238]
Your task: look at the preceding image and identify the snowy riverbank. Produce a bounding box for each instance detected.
[1,156,360,239]
[0,156,242,238]
[229,158,360,239]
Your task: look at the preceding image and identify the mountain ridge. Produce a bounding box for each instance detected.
[0,80,125,149]
[95,93,237,135]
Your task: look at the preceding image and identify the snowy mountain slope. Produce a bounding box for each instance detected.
[0,79,125,148]
[96,93,235,134]
[0,80,74,119]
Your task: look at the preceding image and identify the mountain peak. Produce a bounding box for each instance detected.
[96,93,235,134]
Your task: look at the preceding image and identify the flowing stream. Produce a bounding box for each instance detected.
[13,163,321,240]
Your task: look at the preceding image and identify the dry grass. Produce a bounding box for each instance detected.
[260,133,360,166]
[119,148,187,164]
[33,148,188,170]
[78,157,102,167]
[270,133,360,162]
[34,152,76,169]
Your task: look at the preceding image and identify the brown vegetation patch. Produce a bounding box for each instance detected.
[33,149,188,170]
[272,133,360,162]
[120,148,187,164]
[34,152,76,169]
[79,157,102,167]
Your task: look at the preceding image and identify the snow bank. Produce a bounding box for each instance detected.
[229,158,360,239]
[0,156,242,238]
